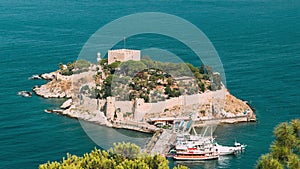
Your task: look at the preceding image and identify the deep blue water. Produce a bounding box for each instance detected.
[1,0,299,169]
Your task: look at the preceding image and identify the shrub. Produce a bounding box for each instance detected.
[39,142,189,169]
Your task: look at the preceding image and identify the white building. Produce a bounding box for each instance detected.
[108,49,140,64]
[97,52,101,62]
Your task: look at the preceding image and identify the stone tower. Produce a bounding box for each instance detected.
[134,98,146,121]
[106,97,115,120]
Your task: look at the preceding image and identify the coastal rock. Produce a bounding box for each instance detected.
[32,71,74,98]
[224,92,256,120]
[62,105,107,125]
[33,79,72,98]
[40,71,58,80]
[60,99,72,109]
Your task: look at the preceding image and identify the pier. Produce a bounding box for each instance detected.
[113,120,156,133]
[145,129,176,155]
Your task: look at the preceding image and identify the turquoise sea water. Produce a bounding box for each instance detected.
[1,0,299,168]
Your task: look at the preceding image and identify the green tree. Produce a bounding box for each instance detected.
[291,119,300,138]
[256,154,283,169]
[186,63,198,73]
[256,119,300,169]
[109,142,141,159]
[100,58,108,66]
[287,154,300,169]
[75,60,90,69]
[67,62,75,71]
[119,60,147,76]
[167,78,173,85]
[99,75,117,98]
[140,92,150,103]
[199,64,205,74]
[59,63,64,70]
[198,82,205,92]
[108,61,121,74]
[39,142,188,169]
[194,72,204,81]
[165,85,172,96]
[274,122,296,150]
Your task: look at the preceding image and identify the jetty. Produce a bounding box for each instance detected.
[145,120,195,155]
[145,129,176,155]
[113,120,156,133]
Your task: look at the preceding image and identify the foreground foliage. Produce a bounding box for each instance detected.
[256,119,300,169]
[39,142,188,169]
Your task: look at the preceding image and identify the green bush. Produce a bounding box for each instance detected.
[61,69,73,76]
[39,142,189,169]
[75,60,90,69]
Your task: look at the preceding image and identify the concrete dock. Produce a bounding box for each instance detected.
[145,129,176,155]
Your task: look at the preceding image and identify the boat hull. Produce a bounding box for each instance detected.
[173,155,219,161]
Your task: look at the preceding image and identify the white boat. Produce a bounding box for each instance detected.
[174,135,219,161]
[174,147,219,161]
[177,138,246,155]
[234,141,247,151]
[213,143,236,155]
[174,125,246,157]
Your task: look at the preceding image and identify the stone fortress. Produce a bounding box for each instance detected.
[106,91,227,123]
[33,48,256,133]
[102,49,254,125]
[108,49,141,64]
[31,47,257,156]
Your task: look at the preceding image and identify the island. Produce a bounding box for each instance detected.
[32,49,256,154]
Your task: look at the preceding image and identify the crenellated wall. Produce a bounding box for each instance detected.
[104,90,226,122]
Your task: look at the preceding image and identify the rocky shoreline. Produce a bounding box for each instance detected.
[33,71,73,98]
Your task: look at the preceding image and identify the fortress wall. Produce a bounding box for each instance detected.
[108,51,125,64]
[165,97,183,109]
[147,102,166,113]
[124,50,140,62]
[139,102,166,114]
[182,94,203,106]
[79,96,107,114]
[106,90,226,121]
[115,101,133,113]
[134,98,149,121]
[198,92,212,105]
[106,97,116,120]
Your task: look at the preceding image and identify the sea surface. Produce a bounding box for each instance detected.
[1,0,299,169]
